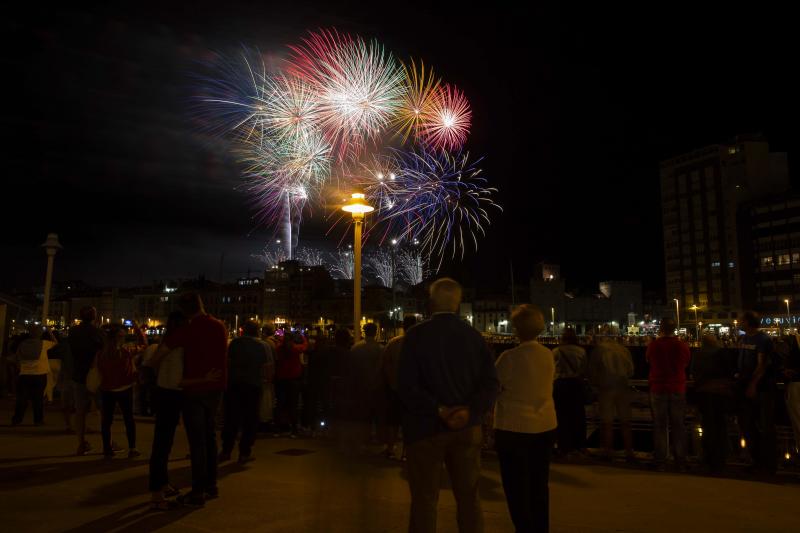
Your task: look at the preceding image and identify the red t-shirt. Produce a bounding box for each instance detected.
[646,336,691,394]
[166,314,228,393]
[97,348,136,391]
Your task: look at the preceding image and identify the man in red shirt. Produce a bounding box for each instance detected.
[646,317,691,471]
[154,292,227,507]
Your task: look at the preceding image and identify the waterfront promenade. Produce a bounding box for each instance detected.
[1,400,799,532]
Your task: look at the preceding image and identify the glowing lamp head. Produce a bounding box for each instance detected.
[342,192,374,216]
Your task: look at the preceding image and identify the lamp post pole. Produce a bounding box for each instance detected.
[342,193,374,344]
[674,299,680,334]
[785,299,791,334]
[41,233,63,326]
[391,238,397,337]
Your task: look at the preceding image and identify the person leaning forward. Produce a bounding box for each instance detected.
[398,278,499,533]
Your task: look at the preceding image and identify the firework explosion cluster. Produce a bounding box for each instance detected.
[197,28,500,271]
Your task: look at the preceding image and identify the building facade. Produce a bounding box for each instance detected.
[660,135,789,324]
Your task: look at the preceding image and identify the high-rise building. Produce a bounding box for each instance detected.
[660,135,789,323]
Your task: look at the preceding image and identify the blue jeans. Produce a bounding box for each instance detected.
[651,392,687,463]
[183,391,222,494]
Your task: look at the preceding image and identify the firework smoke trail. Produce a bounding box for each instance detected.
[397,249,426,286]
[366,249,394,288]
[329,248,355,279]
[287,29,406,162]
[419,84,472,152]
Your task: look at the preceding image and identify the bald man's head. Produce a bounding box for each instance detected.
[511,304,545,341]
[429,277,462,313]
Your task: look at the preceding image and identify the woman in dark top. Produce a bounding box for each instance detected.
[97,324,139,458]
[693,334,734,474]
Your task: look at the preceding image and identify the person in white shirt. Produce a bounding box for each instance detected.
[494,304,557,533]
[11,330,56,426]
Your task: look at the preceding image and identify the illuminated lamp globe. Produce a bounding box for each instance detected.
[342,193,374,217]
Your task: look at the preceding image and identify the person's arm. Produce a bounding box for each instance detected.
[179,368,223,388]
[397,330,439,417]
[747,352,767,398]
[262,343,275,383]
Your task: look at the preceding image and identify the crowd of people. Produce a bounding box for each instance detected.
[4,279,800,532]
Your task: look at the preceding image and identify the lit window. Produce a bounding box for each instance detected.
[728,261,735,268]
[711,261,720,268]
[779,254,791,266]
[761,256,774,267]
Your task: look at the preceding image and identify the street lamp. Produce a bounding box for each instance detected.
[785,299,791,334]
[674,298,680,333]
[551,306,555,337]
[391,238,398,336]
[41,233,63,325]
[342,192,374,343]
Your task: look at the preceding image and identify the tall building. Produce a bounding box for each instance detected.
[660,135,789,324]
[739,193,800,322]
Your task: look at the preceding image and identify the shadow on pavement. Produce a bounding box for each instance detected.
[61,501,198,533]
[0,456,148,492]
[80,461,246,506]
[0,453,81,465]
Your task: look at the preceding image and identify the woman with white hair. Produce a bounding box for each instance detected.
[494,304,557,532]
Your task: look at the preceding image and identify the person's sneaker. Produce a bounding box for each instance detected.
[204,486,219,500]
[176,492,205,508]
[238,454,255,465]
[217,451,231,463]
[111,441,122,452]
[127,449,141,459]
[76,441,92,456]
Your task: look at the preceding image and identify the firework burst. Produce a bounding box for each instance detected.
[392,59,441,142]
[419,84,472,151]
[397,249,427,286]
[329,247,355,280]
[366,249,394,287]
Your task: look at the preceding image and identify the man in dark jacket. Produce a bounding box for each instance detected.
[398,278,499,533]
[68,306,104,456]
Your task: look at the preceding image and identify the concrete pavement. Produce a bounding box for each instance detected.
[1,399,799,532]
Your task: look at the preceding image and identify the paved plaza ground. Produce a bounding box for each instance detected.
[1,399,799,532]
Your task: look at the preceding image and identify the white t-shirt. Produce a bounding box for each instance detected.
[18,339,55,376]
[493,340,558,434]
[157,346,184,390]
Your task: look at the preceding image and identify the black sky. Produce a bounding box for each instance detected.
[1,2,797,294]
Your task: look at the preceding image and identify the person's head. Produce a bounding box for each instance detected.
[561,327,578,345]
[242,320,260,337]
[511,304,545,342]
[334,327,352,348]
[660,317,677,337]
[79,306,97,324]
[261,325,275,339]
[363,322,377,339]
[429,277,462,313]
[178,292,205,317]
[741,311,760,333]
[402,315,417,333]
[701,334,719,350]
[165,311,188,337]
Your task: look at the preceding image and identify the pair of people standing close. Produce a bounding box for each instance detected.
[151,293,228,508]
[399,280,557,533]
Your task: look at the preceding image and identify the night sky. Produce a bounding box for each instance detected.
[2,3,797,295]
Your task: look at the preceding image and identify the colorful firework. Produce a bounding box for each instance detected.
[193,48,271,141]
[366,147,500,270]
[196,29,497,270]
[261,74,321,143]
[287,29,406,161]
[392,59,441,142]
[419,84,472,151]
